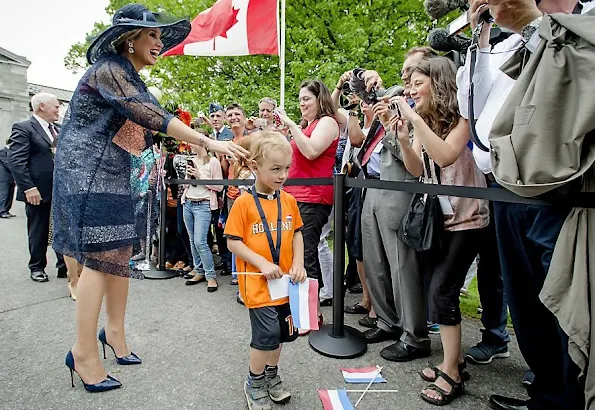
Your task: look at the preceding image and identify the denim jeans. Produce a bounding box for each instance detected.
[183,201,216,280]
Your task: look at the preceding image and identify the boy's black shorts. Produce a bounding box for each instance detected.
[249,303,298,351]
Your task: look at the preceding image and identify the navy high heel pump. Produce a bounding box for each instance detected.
[65,350,121,392]
[98,327,142,365]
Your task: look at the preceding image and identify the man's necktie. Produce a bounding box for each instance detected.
[48,124,58,156]
[216,130,220,140]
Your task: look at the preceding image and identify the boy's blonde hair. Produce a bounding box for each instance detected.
[248,130,292,165]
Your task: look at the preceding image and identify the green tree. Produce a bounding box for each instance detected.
[65,0,456,117]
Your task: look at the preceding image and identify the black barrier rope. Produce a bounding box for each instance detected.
[165,177,595,207]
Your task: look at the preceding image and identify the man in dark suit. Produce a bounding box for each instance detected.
[0,144,16,218]
[7,92,66,282]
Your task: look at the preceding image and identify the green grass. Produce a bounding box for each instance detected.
[459,277,481,320]
[328,237,511,326]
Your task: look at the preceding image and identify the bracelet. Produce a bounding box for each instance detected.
[348,111,359,117]
[336,85,342,91]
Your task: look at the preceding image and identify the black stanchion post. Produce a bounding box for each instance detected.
[308,173,367,358]
[143,183,178,280]
[158,185,167,271]
[331,174,346,338]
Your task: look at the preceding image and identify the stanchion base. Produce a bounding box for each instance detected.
[308,324,367,359]
[142,264,179,280]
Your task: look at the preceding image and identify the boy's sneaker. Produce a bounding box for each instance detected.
[244,379,272,410]
[465,341,510,364]
[266,375,291,404]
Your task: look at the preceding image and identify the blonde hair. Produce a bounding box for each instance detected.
[233,135,254,178]
[113,29,143,53]
[248,130,292,165]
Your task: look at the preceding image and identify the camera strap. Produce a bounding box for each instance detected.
[250,187,282,265]
[356,118,383,172]
[468,24,491,153]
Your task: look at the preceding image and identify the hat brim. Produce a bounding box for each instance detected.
[86,18,191,64]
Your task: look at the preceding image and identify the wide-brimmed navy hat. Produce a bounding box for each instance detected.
[86,3,191,64]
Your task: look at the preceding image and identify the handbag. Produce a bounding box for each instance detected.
[397,149,444,252]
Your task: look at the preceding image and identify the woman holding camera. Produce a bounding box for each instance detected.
[391,57,489,405]
[277,80,340,331]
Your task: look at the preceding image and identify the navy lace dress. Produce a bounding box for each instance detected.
[52,54,173,278]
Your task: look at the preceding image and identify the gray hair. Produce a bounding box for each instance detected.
[258,97,277,109]
[31,93,58,112]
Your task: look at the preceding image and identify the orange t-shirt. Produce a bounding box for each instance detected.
[226,166,241,200]
[224,190,304,308]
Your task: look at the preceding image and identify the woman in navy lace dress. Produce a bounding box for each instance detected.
[52,4,247,392]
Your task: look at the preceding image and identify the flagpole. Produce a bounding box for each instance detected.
[279,0,286,109]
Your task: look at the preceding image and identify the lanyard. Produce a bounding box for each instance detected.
[251,188,282,265]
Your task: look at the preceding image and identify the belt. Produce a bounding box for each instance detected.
[187,198,210,203]
[367,174,380,180]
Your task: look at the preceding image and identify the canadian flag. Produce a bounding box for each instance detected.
[164,0,279,57]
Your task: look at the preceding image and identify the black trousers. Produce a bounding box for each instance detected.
[494,201,583,410]
[298,202,332,289]
[476,203,510,347]
[212,209,230,269]
[0,181,14,213]
[422,228,484,326]
[25,201,65,273]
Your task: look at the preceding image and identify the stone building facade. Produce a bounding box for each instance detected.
[0,47,74,149]
[0,47,31,148]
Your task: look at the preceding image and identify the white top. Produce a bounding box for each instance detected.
[185,156,212,200]
[456,34,522,174]
[33,114,54,143]
[457,3,595,174]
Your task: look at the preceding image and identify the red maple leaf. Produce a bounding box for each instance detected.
[183,0,240,43]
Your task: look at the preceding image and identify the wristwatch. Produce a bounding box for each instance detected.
[521,14,543,44]
[348,111,359,117]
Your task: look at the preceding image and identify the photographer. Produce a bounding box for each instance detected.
[392,56,489,405]
[348,52,435,364]
[331,71,377,324]
[457,1,593,409]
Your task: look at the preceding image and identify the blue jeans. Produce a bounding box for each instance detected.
[183,201,216,280]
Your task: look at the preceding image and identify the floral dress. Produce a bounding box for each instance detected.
[52,54,173,278]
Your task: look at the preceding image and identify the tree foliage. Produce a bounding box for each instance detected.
[65,0,456,117]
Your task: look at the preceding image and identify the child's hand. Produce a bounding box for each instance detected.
[261,261,283,280]
[289,264,307,284]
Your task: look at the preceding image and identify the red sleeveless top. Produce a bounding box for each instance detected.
[284,118,338,205]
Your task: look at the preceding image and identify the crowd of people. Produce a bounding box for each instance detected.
[3,1,594,410]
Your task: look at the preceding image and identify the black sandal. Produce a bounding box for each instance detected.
[419,361,470,382]
[345,303,369,314]
[420,369,464,406]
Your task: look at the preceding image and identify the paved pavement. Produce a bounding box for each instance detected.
[0,201,529,410]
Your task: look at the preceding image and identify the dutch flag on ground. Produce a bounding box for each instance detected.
[318,389,355,410]
[288,278,319,330]
[340,366,386,384]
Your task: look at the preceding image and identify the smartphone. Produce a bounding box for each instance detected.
[388,102,401,118]
[186,158,196,179]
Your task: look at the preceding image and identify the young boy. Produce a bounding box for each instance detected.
[224,131,307,410]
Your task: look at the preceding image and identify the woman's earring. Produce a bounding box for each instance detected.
[128,42,134,54]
